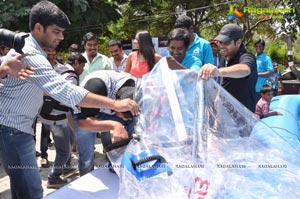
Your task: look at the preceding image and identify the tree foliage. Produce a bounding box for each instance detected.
[0,0,299,56]
[0,0,121,51]
[112,0,227,39]
[60,0,121,50]
[280,0,300,40]
[267,40,288,65]
[0,0,31,30]
[108,0,300,46]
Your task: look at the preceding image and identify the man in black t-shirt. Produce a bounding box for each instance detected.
[199,24,257,112]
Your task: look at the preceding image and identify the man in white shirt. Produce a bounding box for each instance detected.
[108,40,128,72]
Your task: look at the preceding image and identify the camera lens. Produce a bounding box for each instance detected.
[0,28,28,54]
[0,29,15,49]
[13,32,28,54]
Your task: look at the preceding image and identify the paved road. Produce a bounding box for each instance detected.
[0,122,107,199]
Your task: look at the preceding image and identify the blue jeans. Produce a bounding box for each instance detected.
[48,124,72,181]
[74,113,135,176]
[0,125,43,199]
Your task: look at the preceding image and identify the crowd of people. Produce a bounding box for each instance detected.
[0,1,282,198]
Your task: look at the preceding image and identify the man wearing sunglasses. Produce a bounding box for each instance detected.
[199,23,257,112]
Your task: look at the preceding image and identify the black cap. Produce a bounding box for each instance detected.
[215,24,243,43]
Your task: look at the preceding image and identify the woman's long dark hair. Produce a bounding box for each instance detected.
[136,31,156,71]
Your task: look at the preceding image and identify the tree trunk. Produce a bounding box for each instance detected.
[286,35,300,81]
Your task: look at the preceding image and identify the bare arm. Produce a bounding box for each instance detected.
[199,63,250,80]
[0,54,34,79]
[77,92,140,116]
[124,53,132,73]
[258,71,273,77]
[219,64,251,78]
[78,117,128,142]
[154,53,162,64]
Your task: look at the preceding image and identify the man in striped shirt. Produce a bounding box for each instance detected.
[74,70,135,176]
[108,40,128,72]
[0,1,139,199]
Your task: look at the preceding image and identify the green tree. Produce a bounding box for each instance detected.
[267,40,288,66]
[109,0,299,45]
[0,0,121,51]
[0,0,31,30]
[293,31,300,63]
[279,0,300,40]
[62,0,121,50]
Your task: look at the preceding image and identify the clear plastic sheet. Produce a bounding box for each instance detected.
[111,58,300,199]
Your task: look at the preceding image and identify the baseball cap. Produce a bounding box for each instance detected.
[215,24,243,43]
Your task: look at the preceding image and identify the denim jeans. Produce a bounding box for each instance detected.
[74,113,135,176]
[0,125,43,199]
[48,124,72,181]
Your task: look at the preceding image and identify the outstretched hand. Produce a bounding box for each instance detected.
[3,54,34,80]
[113,98,140,116]
[198,63,220,80]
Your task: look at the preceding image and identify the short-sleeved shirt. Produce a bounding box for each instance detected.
[181,54,203,70]
[222,44,257,112]
[79,52,113,83]
[109,54,128,72]
[76,71,135,120]
[255,97,270,118]
[255,52,273,92]
[186,33,214,65]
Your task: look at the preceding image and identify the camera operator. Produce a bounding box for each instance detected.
[0,28,34,80]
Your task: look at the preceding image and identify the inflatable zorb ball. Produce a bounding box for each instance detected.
[118,58,300,199]
[191,74,300,198]
[119,58,200,198]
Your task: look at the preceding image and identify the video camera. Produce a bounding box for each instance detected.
[0,28,29,54]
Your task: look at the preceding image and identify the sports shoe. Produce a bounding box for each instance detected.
[61,168,78,177]
[47,177,68,189]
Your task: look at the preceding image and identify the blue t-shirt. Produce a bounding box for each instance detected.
[186,33,214,65]
[181,54,202,70]
[255,52,273,92]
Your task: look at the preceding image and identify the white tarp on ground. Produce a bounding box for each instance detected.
[44,168,119,199]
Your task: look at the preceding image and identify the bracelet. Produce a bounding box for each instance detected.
[112,99,116,110]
